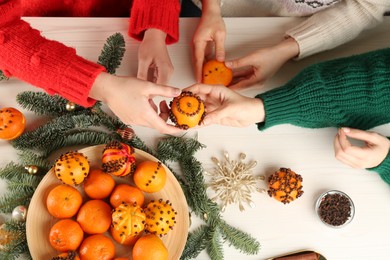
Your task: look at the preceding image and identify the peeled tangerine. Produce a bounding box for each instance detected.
[54,151,90,186]
[169,91,205,130]
[202,59,233,87]
[267,168,303,204]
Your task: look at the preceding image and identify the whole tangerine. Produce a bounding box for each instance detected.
[78,234,115,260]
[110,226,140,246]
[54,151,90,186]
[76,199,112,234]
[109,184,145,208]
[49,219,84,252]
[83,169,115,199]
[169,91,205,129]
[54,251,80,260]
[133,161,167,193]
[267,167,304,204]
[202,59,233,86]
[46,184,83,219]
[132,234,168,260]
[0,107,26,140]
[102,141,136,177]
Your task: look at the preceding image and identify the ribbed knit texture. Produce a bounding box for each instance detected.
[129,0,180,44]
[256,48,390,184]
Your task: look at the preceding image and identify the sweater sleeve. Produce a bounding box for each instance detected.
[255,48,390,131]
[0,0,106,107]
[129,0,180,44]
[286,0,390,59]
[367,141,390,185]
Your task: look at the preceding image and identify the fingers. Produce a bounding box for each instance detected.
[154,64,174,85]
[137,60,150,81]
[214,31,225,62]
[341,127,380,144]
[145,83,181,98]
[193,40,208,82]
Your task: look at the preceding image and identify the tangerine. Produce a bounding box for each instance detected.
[54,151,90,186]
[102,141,136,177]
[110,226,140,246]
[76,199,112,234]
[169,91,205,129]
[49,219,84,252]
[202,59,233,86]
[78,234,115,260]
[132,234,168,260]
[46,184,83,219]
[54,251,80,260]
[109,184,145,208]
[267,168,304,204]
[83,169,115,199]
[133,161,167,193]
[0,107,26,140]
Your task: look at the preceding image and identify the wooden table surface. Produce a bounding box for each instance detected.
[1,17,389,260]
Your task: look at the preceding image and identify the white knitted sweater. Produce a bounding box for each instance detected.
[191,0,390,59]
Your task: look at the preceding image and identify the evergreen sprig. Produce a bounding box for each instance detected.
[0,221,31,260]
[180,225,210,260]
[0,69,8,81]
[97,32,125,74]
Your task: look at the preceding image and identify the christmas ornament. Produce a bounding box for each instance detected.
[25,165,38,175]
[116,126,135,141]
[65,102,76,111]
[102,141,136,177]
[11,205,27,222]
[0,223,14,250]
[205,151,265,212]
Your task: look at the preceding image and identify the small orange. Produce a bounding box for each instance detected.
[132,234,168,260]
[83,169,115,199]
[133,161,167,193]
[0,107,26,140]
[78,234,115,260]
[169,91,205,129]
[110,226,140,246]
[109,184,145,208]
[54,151,90,186]
[49,219,84,252]
[46,184,83,219]
[55,251,80,260]
[76,199,112,234]
[202,59,233,86]
[267,168,304,204]
[114,258,130,260]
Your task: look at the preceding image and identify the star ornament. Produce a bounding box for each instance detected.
[205,151,265,212]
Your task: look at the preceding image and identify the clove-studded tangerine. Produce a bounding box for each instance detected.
[267,167,303,204]
[0,107,26,140]
[202,59,233,86]
[169,91,205,129]
[133,161,167,193]
[102,141,136,177]
[54,151,90,186]
[144,199,177,237]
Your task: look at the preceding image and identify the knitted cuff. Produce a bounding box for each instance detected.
[0,0,22,27]
[129,0,180,44]
[367,148,390,186]
[0,20,105,107]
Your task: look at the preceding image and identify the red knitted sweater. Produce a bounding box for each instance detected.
[0,0,180,107]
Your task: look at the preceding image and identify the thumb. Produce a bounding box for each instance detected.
[149,85,181,98]
[341,127,378,144]
[225,56,251,70]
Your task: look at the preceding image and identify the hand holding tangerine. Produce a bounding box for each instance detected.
[169,91,205,129]
[202,59,233,86]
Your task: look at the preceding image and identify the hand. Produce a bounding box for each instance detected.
[183,83,265,127]
[225,37,299,91]
[89,72,183,134]
[137,29,174,84]
[334,127,390,168]
[192,0,226,82]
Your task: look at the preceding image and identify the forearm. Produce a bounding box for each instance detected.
[0,0,105,107]
[256,48,390,131]
[129,0,180,44]
[287,0,390,59]
[201,0,221,15]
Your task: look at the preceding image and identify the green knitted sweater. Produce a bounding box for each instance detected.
[256,48,390,185]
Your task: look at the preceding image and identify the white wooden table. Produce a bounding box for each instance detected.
[1,17,390,260]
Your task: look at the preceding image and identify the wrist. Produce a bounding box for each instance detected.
[253,98,265,123]
[202,0,222,16]
[89,72,112,103]
[276,37,300,61]
[144,28,167,42]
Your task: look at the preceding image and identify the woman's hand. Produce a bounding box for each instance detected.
[192,0,225,82]
[226,37,299,90]
[334,127,390,168]
[184,83,265,127]
[89,72,182,134]
[137,28,174,84]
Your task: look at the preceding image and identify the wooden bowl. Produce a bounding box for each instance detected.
[26,144,189,259]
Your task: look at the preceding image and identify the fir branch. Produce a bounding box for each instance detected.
[17,92,73,116]
[206,227,224,260]
[0,191,31,213]
[6,173,41,193]
[129,135,157,157]
[0,221,32,260]
[218,219,260,255]
[0,162,25,181]
[97,33,125,74]
[17,151,51,172]
[180,225,210,260]
[0,69,8,81]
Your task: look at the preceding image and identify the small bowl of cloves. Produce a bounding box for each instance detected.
[315,190,355,228]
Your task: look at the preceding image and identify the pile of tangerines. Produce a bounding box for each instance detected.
[47,141,176,260]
